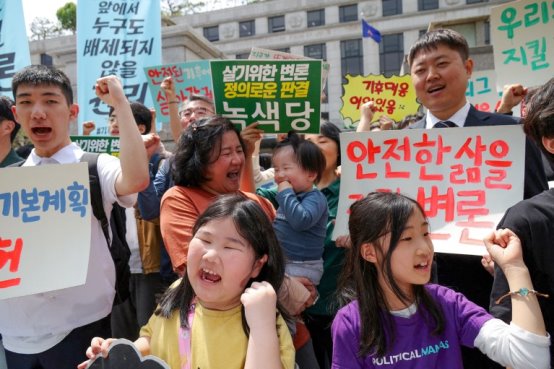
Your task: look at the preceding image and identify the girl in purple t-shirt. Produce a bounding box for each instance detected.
[332,192,550,369]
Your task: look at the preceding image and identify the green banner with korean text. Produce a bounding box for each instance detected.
[71,136,121,157]
[210,60,322,134]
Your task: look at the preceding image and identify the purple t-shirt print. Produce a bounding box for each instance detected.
[331,284,493,369]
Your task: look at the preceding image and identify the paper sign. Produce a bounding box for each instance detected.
[333,126,525,256]
[77,0,162,135]
[0,163,91,299]
[86,339,170,369]
[464,70,522,116]
[248,47,330,89]
[491,0,554,89]
[210,60,322,133]
[340,74,420,128]
[71,136,121,156]
[0,0,31,98]
[144,61,213,123]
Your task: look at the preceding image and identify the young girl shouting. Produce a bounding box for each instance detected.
[332,192,550,369]
[81,195,295,369]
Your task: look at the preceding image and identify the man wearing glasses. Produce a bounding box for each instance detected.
[161,76,214,143]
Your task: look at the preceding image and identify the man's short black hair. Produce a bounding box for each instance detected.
[408,28,469,68]
[0,96,20,142]
[109,100,152,133]
[12,65,74,105]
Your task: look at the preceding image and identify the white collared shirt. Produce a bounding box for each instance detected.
[425,101,471,129]
[0,143,136,354]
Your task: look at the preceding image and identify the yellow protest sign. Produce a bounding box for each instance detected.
[340,74,420,128]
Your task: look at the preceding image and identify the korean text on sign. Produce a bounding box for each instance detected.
[465,70,508,115]
[144,61,213,123]
[210,60,322,134]
[77,0,161,135]
[0,1,31,97]
[71,136,121,156]
[491,0,554,89]
[0,163,91,300]
[333,126,525,256]
[340,74,420,129]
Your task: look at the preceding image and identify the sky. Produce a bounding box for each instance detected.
[21,0,76,37]
[19,0,244,38]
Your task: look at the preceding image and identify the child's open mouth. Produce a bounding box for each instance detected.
[201,268,221,283]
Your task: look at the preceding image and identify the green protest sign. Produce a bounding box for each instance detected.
[71,136,120,156]
[210,60,322,133]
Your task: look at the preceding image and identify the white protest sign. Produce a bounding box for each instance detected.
[0,163,91,299]
[491,0,554,89]
[334,126,525,256]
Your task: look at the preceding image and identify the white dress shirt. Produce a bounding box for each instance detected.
[425,101,471,129]
[0,143,136,354]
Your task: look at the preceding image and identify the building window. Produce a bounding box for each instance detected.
[40,53,53,66]
[341,39,363,78]
[379,33,404,77]
[304,42,328,103]
[418,0,439,11]
[419,29,428,37]
[273,47,290,53]
[236,53,250,59]
[449,23,477,47]
[203,26,219,42]
[304,44,327,60]
[484,21,490,45]
[239,20,255,37]
[467,0,488,3]
[382,0,402,16]
[307,9,325,27]
[339,4,358,23]
[268,15,285,33]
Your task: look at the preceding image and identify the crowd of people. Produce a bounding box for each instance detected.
[0,28,552,369]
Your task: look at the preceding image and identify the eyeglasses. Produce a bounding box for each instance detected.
[179,107,213,119]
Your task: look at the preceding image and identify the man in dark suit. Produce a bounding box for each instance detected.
[407,28,548,369]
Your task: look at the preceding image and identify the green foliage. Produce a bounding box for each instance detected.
[161,0,206,17]
[56,2,77,33]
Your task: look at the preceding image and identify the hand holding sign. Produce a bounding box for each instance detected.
[240,122,264,157]
[356,101,378,132]
[79,338,169,369]
[160,76,177,102]
[341,74,419,128]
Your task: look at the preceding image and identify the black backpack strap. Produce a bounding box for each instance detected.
[7,159,26,167]
[81,152,111,246]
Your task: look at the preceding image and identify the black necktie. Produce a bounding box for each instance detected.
[433,120,457,128]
